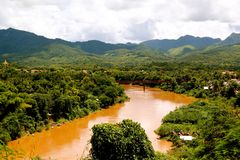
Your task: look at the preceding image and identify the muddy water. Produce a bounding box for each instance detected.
[8,85,195,159]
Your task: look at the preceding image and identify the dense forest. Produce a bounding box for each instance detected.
[0,65,127,144]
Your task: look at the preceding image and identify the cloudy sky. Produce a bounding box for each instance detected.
[1,0,240,43]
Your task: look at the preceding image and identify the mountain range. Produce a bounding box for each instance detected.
[1,28,240,67]
[0,28,138,55]
[141,35,221,51]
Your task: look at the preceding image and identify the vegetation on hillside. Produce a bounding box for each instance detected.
[2,28,240,70]
[167,45,195,57]
[17,44,102,67]
[141,35,221,51]
[179,44,240,68]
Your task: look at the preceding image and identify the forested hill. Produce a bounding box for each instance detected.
[74,40,138,54]
[220,33,240,45]
[0,28,138,55]
[1,28,240,56]
[179,44,240,68]
[1,28,240,68]
[141,35,221,51]
[141,33,240,51]
[0,28,73,55]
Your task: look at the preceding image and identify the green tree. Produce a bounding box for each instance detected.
[215,122,240,160]
[90,119,155,160]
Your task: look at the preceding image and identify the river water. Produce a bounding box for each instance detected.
[8,85,195,159]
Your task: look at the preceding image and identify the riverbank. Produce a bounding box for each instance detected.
[8,85,195,159]
[155,98,240,159]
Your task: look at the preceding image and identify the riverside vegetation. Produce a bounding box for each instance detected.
[1,63,240,159]
[93,65,240,160]
[0,66,127,144]
[1,63,240,160]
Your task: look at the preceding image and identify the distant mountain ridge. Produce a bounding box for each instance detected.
[140,33,240,54]
[141,35,221,51]
[0,28,138,55]
[74,40,137,54]
[178,43,240,67]
[220,33,240,46]
[1,27,240,58]
[0,28,65,54]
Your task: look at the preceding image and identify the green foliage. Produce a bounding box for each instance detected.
[17,44,103,67]
[154,151,176,160]
[155,123,197,142]
[0,67,126,143]
[102,47,170,67]
[214,122,240,159]
[90,119,155,160]
[156,99,240,160]
[167,45,195,57]
[179,44,240,68]
[109,67,240,100]
[76,40,137,54]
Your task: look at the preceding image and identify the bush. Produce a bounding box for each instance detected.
[90,119,155,160]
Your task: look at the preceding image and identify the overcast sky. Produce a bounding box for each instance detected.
[1,0,240,43]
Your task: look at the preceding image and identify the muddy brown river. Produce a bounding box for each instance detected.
[8,85,195,159]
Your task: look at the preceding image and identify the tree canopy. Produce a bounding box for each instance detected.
[90,119,155,160]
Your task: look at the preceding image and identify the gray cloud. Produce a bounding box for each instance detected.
[183,0,239,22]
[125,20,156,41]
[229,24,240,32]
[183,0,216,21]
[104,0,144,11]
[0,11,9,26]
[12,0,68,10]
[0,0,240,42]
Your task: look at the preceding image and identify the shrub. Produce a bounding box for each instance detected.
[90,119,155,160]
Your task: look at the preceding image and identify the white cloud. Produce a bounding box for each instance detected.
[0,0,240,43]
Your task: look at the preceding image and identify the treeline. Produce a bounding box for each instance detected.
[0,66,127,143]
[108,67,240,100]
